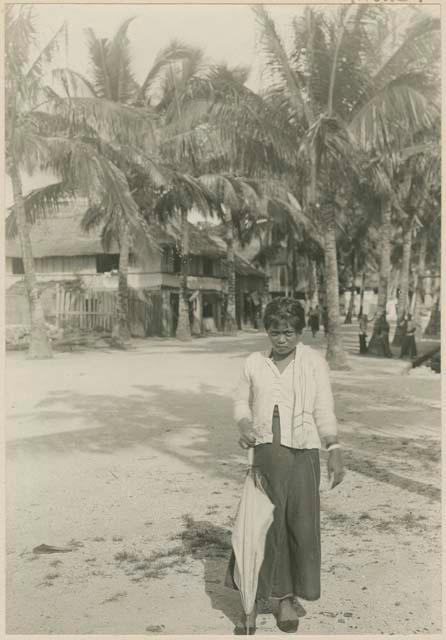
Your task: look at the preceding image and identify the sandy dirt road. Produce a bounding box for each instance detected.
[5,326,441,635]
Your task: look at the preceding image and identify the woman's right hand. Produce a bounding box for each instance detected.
[237,418,257,449]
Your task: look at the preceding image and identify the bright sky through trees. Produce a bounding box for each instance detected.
[5,3,439,206]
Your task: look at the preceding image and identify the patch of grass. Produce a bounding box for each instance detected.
[114,550,139,563]
[141,568,166,580]
[324,512,350,525]
[85,557,97,563]
[68,539,84,549]
[375,511,429,534]
[112,536,123,542]
[148,546,185,562]
[145,625,165,633]
[358,513,372,521]
[180,514,232,559]
[44,572,60,580]
[49,559,62,567]
[101,591,127,604]
[115,545,188,582]
[93,537,106,542]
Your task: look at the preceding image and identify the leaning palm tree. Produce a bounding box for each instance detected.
[253,4,440,369]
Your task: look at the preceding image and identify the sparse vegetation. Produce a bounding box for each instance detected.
[44,572,60,580]
[114,544,189,582]
[49,559,62,567]
[101,591,127,604]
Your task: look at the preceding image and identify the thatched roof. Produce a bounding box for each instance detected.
[5,200,118,258]
[5,201,224,259]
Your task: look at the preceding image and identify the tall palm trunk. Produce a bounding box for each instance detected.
[344,253,356,324]
[413,232,427,337]
[368,197,392,356]
[223,207,237,334]
[358,270,366,318]
[290,243,298,296]
[392,219,413,346]
[308,259,319,307]
[10,163,52,359]
[176,209,192,341]
[112,222,131,343]
[324,210,349,370]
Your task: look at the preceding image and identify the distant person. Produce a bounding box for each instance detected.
[308,305,320,338]
[322,306,329,336]
[377,312,392,358]
[358,314,368,354]
[400,314,417,359]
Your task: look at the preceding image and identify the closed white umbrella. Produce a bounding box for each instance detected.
[232,447,275,633]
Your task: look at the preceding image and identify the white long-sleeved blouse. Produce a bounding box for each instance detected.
[234,343,338,449]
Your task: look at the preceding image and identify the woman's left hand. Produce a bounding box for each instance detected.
[327,449,345,489]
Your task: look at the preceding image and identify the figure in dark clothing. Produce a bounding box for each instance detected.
[308,306,320,338]
[358,314,368,354]
[400,314,417,359]
[377,312,393,358]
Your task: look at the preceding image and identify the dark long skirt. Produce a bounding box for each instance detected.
[226,408,321,602]
[359,334,368,354]
[401,335,417,359]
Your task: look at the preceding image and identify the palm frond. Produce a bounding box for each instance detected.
[107,17,138,103]
[253,5,312,126]
[5,182,75,239]
[26,21,67,81]
[137,40,204,105]
[85,27,112,99]
[372,15,440,92]
[52,67,98,98]
[47,96,157,150]
[349,74,439,151]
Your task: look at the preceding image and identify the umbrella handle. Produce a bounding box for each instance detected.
[248,446,254,467]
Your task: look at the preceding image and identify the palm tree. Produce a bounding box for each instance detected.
[390,139,440,345]
[54,19,172,342]
[197,173,263,333]
[153,173,220,340]
[336,205,374,324]
[253,5,439,369]
[6,8,159,354]
[5,7,69,358]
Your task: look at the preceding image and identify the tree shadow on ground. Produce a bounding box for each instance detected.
[7,370,441,500]
[6,384,247,486]
[128,335,269,358]
[178,515,241,628]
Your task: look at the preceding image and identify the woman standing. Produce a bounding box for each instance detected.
[226,297,344,634]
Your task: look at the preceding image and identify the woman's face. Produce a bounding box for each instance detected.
[267,319,301,356]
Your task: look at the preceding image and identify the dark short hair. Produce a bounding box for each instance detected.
[263,297,306,333]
